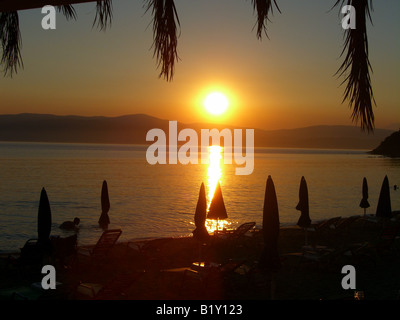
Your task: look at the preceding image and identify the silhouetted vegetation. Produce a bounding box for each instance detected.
[0,1,382,131]
[370,130,400,157]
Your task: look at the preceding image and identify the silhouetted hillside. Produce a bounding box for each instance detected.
[0,113,164,145]
[253,125,393,150]
[0,113,394,150]
[370,130,400,157]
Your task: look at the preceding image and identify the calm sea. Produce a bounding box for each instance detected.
[0,141,399,252]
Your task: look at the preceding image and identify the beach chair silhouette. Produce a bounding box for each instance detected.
[284,245,348,270]
[359,225,400,258]
[214,222,256,243]
[18,239,43,264]
[337,225,400,268]
[307,216,342,241]
[75,271,144,300]
[333,216,360,237]
[77,229,122,264]
[51,234,78,268]
[8,239,43,275]
[308,216,342,232]
[210,222,256,254]
[180,260,246,297]
[127,237,174,269]
[228,222,256,240]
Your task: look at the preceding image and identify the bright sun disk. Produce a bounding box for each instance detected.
[204,92,229,115]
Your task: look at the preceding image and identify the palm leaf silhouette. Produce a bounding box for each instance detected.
[93,0,113,31]
[145,0,180,81]
[334,0,375,132]
[57,5,77,21]
[0,11,23,77]
[0,0,378,132]
[251,0,281,40]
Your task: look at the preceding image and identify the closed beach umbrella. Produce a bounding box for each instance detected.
[376,175,392,218]
[38,187,52,252]
[206,181,228,221]
[193,182,209,242]
[259,175,281,273]
[98,180,111,229]
[296,176,311,246]
[296,176,311,228]
[359,177,370,216]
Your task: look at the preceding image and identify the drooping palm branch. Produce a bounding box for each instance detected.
[0,11,23,77]
[334,0,375,132]
[0,0,378,132]
[251,0,281,40]
[93,0,113,31]
[145,0,180,81]
[57,5,77,21]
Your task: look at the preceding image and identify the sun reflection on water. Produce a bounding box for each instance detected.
[207,145,222,210]
[205,145,230,233]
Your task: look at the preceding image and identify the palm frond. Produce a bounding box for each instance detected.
[93,0,113,31]
[145,0,180,81]
[251,0,281,40]
[0,11,23,77]
[334,0,375,132]
[57,5,77,21]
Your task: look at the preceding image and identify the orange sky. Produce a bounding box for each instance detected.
[0,0,399,130]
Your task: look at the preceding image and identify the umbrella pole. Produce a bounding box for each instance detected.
[304,228,308,246]
[270,273,276,300]
[198,243,202,262]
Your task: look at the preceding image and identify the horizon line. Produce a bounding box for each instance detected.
[1,112,397,132]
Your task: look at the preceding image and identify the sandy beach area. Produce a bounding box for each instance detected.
[1,215,399,301]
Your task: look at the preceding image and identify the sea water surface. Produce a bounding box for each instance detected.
[0,141,399,252]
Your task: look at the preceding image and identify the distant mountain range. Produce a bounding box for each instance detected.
[0,113,395,150]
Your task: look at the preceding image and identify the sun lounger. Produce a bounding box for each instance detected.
[127,237,175,269]
[75,271,144,300]
[7,239,44,276]
[217,222,256,239]
[160,259,246,298]
[179,259,246,296]
[50,234,78,268]
[212,222,256,249]
[331,216,361,239]
[307,216,342,232]
[283,245,347,270]
[16,239,43,265]
[306,216,342,241]
[77,229,122,265]
[348,225,400,262]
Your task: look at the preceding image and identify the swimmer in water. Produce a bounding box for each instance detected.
[59,217,80,231]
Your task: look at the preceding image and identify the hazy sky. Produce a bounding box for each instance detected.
[1,0,399,130]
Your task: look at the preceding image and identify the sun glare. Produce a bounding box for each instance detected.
[204,92,229,115]
[207,145,222,210]
[205,145,229,233]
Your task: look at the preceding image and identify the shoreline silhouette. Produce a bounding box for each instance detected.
[1,214,400,300]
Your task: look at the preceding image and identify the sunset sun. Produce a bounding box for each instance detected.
[204,92,229,115]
